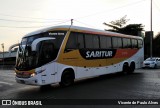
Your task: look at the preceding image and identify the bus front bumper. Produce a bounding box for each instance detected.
[15,76,39,85]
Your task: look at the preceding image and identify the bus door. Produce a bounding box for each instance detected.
[38,40,57,84]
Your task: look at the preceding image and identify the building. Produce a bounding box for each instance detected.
[0,43,19,69]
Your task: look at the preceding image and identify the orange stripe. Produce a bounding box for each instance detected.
[114,49,138,58]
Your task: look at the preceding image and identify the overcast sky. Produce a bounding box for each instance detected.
[0,0,160,51]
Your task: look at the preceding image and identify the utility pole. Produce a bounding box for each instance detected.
[71,19,73,26]
[1,43,4,69]
[150,0,153,57]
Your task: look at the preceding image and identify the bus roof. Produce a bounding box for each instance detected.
[23,25,143,39]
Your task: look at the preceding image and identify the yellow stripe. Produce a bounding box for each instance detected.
[57,49,127,67]
[15,68,35,73]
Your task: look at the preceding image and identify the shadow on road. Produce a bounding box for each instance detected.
[9,71,144,99]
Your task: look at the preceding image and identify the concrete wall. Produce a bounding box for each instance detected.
[0,51,17,59]
[0,51,17,70]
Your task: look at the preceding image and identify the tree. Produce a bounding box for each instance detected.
[103,15,144,36]
[119,24,144,36]
[103,15,129,32]
[153,32,160,56]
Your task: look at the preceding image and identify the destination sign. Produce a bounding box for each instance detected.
[49,32,65,36]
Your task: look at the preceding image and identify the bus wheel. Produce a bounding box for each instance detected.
[59,70,74,87]
[122,64,129,74]
[154,64,157,69]
[129,62,135,74]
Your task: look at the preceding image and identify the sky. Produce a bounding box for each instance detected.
[0,0,160,51]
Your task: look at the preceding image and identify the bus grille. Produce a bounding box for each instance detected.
[16,72,31,78]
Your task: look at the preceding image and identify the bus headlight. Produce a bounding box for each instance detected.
[30,73,36,77]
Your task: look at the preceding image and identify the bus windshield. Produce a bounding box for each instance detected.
[15,31,66,71]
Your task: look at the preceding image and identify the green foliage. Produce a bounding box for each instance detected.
[119,24,144,36]
[103,15,144,36]
[110,15,129,28]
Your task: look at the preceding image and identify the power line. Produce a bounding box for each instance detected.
[0,0,147,29]
[0,18,68,23]
[0,20,71,28]
[0,12,66,21]
[75,0,146,20]
[0,0,146,22]
[74,20,97,28]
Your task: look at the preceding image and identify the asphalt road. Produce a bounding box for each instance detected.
[1,69,160,108]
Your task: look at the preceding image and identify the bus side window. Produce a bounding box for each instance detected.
[65,32,77,52]
[138,39,143,48]
[100,36,112,49]
[123,38,131,48]
[77,33,84,49]
[127,38,131,48]
[112,37,118,49]
[106,36,112,49]
[123,38,127,48]
[131,39,135,48]
[100,36,107,49]
[117,37,122,48]
[93,35,100,49]
[134,39,138,48]
[85,34,93,49]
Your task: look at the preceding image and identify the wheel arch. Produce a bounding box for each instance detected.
[61,67,75,80]
[130,61,136,67]
[122,62,129,69]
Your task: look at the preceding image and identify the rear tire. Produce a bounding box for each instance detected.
[129,62,135,74]
[122,64,129,75]
[59,70,74,87]
[154,64,157,69]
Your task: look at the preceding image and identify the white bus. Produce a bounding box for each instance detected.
[15,25,144,86]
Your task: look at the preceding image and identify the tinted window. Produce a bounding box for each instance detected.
[127,38,131,48]
[21,38,27,45]
[93,35,99,48]
[131,39,138,48]
[66,32,77,49]
[117,38,122,48]
[123,38,127,48]
[112,37,118,49]
[39,40,55,66]
[123,38,131,48]
[106,37,112,48]
[100,36,107,49]
[135,39,138,48]
[112,37,122,48]
[77,33,84,49]
[138,39,143,48]
[85,34,93,48]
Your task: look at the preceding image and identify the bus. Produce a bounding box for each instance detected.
[15,25,144,86]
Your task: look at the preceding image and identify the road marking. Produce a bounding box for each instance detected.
[0,81,13,86]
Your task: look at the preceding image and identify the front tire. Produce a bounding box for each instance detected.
[59,70,74,87]
[154,64,157,69]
